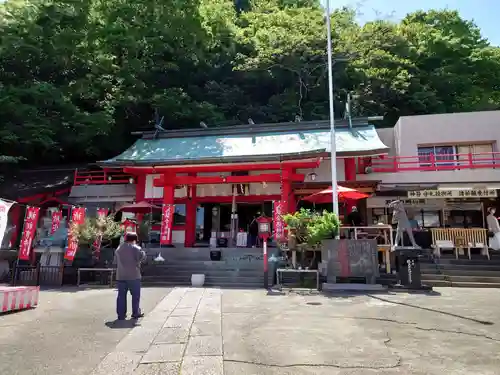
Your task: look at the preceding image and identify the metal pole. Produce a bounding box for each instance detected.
[263,239,268,289]
[325,0,338,217]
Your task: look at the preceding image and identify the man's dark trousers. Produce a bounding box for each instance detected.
[116,279,141,320]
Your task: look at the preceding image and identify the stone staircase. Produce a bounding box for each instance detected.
[141,247,272,288]
[420,253,500,288]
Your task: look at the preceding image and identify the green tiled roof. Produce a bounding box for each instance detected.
[102,125,388,165]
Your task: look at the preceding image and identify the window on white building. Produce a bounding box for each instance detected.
[418,143,495,167]
[417,145,456,166]
[456,144,494,165]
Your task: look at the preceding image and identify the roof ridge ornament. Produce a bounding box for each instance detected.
[153,108,166,139]
[344,92,354,131]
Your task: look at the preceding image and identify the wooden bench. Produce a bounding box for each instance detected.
[431,228,490,260]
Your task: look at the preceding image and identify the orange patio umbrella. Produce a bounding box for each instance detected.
[302,186,370,204]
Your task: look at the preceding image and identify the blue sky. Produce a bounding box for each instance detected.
[323,0,500,45]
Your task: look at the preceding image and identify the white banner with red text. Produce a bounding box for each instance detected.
[0,199,14,248]
[160,204,174,245]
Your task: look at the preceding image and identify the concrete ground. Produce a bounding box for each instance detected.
[2,287,500,375]
[0,286,171,375]
[91,287,500,375]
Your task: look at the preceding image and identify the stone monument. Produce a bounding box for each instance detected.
[389,200,420,249]
[322,238,384,291]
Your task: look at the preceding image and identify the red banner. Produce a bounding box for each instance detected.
[273,201,285,240]
[50,211,63,235]
[18,206,40,261]
[160,204,174,245]
[96,208,109,220]
[64,207,86,261]
[93,208,109,253]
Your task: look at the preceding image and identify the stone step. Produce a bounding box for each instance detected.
[143,268,265,276]
[449,281,500,288]
[422,274,447,280]
[443,269,500,277]
[421,279,452,287]
[438,264,500,272]
[143,280,264,288]
[448,275,500,284]
[143,275,271,283]
[437,257,500,266]
[143,261,265,268]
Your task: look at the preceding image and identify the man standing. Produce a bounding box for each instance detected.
[114,232,146,320]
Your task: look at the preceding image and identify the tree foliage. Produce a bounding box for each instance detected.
[0,0,499,167]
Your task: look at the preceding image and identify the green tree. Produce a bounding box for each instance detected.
[0,1,498,168]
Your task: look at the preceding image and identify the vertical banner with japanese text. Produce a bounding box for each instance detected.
[0,199,14,248]
[64,207,86,261]
[18,206,40,261]
[160,204,174,245]
[273,201,285,241]
[93,208,109,254]
[51,210,63,234]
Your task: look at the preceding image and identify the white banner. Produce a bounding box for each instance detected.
[0,199,14,248]
[408,189,497,199]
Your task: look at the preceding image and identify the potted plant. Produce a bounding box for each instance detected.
[307,210,340,246]
[70,215,124,261]
[283,209,340,269]
[282,209,314,268]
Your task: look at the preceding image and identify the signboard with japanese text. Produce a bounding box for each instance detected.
[50,211,63,235]
[160,204,174,245]
[64,207,86,261]
[273,201,285,240]
[367,197,432,208]
[326,239,379,283]
[408,189,497,199]
[18,206,40,261]
[0,199,14,248]
[121,219,137,234]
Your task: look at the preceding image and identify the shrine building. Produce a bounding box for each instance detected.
[69,118,388,247]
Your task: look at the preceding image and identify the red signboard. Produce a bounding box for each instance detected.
[273,201,285,240]
[18,206,40,261]
[160,204,174,245]
[64,207,86,261]
[121,219,137,234]
[93,208,109,254]
[50,211,63,235]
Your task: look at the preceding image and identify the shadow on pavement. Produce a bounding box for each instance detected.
[105,319,141,329]
[367,294,494,326]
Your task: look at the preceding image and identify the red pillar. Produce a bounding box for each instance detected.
[281,168,293,213]
[344,158,357,181]
[135,174,146,223]
[288,168,297,212]
[8,204,22,248]
[184,173,197,247]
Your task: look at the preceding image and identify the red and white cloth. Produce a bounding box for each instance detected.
[0,286,39,313]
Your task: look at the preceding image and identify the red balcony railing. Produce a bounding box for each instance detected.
[74,169,135,186]
[365,152,500,173]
